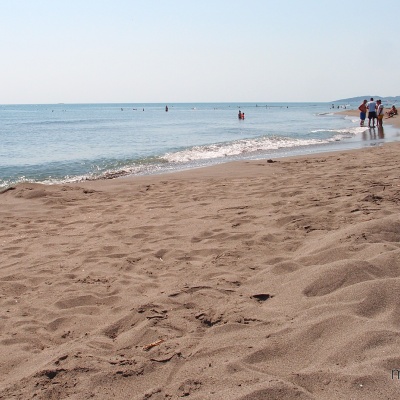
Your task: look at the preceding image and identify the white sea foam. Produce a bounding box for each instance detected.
[311,126,368,135]
[342,114,360,124]
[162,137,326,163]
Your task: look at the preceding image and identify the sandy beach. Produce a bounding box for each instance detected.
[2,119,400,398]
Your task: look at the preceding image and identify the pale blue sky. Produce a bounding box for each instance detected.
[1,0,399,104]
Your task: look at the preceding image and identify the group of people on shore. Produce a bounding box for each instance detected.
[358,98,397,128]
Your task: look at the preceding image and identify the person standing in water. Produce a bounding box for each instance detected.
[376,99,384,127]
[358,99,367,126]
[367,98,377,128]
[165,105,168,112]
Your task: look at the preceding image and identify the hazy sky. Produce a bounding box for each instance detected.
[1,0,399,104]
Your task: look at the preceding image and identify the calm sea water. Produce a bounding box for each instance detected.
[1,102,399,188]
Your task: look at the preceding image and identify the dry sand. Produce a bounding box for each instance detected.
[2,136,400,399]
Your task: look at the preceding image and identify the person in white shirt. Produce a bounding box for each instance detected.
[367,97,377,128]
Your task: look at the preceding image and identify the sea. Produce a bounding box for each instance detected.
[1,102,399,188]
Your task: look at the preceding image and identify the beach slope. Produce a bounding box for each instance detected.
[1,143,400,399]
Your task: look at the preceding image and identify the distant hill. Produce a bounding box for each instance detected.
[333,96,400,104]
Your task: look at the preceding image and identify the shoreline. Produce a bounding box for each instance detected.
[2,126,398,191]
[2,140,400,399]
[4,101,399,189]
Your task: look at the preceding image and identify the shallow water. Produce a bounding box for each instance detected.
[1,102,399,187]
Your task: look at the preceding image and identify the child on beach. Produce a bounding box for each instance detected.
[386,105,397,118]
